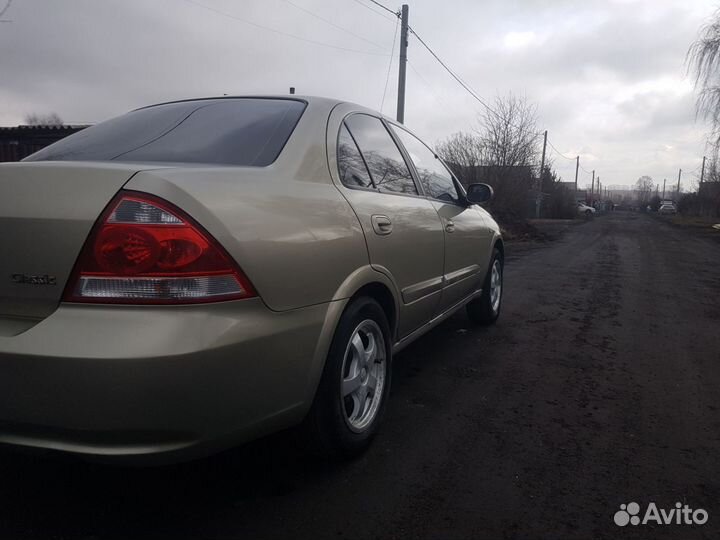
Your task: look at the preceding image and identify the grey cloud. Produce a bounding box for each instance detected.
[0,0,716,187]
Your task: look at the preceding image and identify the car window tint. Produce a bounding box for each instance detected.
[25,99,306,167]
[337,124,373,189]
[344,114,417,195]
[392,126,459,203]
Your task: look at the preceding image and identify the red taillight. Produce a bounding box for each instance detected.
[63,191,256,304]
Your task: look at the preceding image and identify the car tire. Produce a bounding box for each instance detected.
[302,297,392,458]
[585,209,592,218]
[467,247,503,326]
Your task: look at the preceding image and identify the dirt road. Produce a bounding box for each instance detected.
[1,211,719,539]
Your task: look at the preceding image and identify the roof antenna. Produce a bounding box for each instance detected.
[289,87,295,95]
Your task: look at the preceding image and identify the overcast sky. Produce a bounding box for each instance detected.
[0,0,717,190]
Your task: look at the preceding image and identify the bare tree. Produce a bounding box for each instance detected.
[700,148,720,182]
[477,93,540,172]
[435,94,543,220]
[435,132,484,184]
[24,113,64,126]
[688,11,720,147]
[635,175,654,205]
[436,94,540,178]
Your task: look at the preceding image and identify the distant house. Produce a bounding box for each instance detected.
[448,164,534,189]
[699,181,720,200]
[0,125,89,162]
[557,181,585,201]
[446,164,537,217]
[698,181,720,216]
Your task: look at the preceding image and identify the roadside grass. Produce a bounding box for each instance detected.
[500,217,587,244]
[669,215,719,228]
[652,213,720,242]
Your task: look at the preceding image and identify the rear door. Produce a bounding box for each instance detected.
[334,114,445,339]
[390,125,493,312]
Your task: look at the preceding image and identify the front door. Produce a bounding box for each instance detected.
[431,202,492,310]
[389,124,493,311]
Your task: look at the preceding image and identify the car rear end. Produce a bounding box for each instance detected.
[0,163,327,461]
[0,96,364,462]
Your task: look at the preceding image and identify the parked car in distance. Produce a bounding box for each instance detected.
[0,96,504,462]
[658,204,677,215]
[577,202,596,216]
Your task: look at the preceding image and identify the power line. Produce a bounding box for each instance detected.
[182,0,391,57]
[370,5,566,160]
[364,0,399,17]
[408,26,498,118]
[0,0,11,19]
[348,0,398,23]
[281,0,387,50]
[0,0,11,22]
[547,139,576,161]
[341,1,606,182]
[380,16,401,113]
[579,163,593,175]
[407,24,546,140]
[407,60,451,109]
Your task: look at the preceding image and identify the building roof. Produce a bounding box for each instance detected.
[0,125,91,132]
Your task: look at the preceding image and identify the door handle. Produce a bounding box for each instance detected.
[371,215,393,236]
[445,219,455,233]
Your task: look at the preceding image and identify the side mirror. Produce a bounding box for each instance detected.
[465,183,494,204]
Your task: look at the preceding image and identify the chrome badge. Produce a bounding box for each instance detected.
[11,274,57,285]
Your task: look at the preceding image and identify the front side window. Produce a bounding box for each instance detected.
[337,124,373,189]
[392,126,460,203]
[344,114,417,196]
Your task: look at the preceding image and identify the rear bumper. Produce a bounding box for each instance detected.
[0,298,339,462]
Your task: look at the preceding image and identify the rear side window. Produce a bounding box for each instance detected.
[392,126,460,204]
[344,114,417,196]
[25,99,306,166]
[337,124,373,188]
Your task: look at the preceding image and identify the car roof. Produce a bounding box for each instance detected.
[134,95,350,112]
[131,94,404,125]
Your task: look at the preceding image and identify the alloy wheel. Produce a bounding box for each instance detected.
[490,259,502,313]
[340,319,387,433]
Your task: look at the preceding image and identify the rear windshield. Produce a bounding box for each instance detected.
[24,98,306,166]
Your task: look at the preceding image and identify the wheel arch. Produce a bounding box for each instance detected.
[301,267,400,416]
[348,282,397,341]
[493,237,505,259]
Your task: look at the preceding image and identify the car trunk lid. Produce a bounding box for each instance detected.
[0,162,158,327]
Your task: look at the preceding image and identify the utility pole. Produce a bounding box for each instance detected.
[676,168,681,199]
[662,179,666,199]
[591,170,595,203]
[538,130,547,189]
[574,156,579,202]
[700,156,706,215]
[396,4,409,124]
[536,130,547,218]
